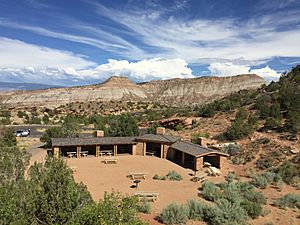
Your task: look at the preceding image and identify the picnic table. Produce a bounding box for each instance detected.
[191,171,207,183]
[134,192,159,202]
[67,152,77,158]
[128,172,148,180]
[103,157,118,164]
[81,151,88,157]
[207,167,222,176]
[146,151,154,156]
[99,150,113,156]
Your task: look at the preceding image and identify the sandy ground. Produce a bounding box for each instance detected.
[66,155,217,213]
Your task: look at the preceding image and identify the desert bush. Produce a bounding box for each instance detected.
[251,175,268,189]
[256,157,274,170]
[166,171,183,181]
[224,144,241,156]
[202,181,221,201]
[207,199,248,225]
[240,200,263,219]
[160,203,188,225]
[186,199,209,221]
[17,111,26,118]
[137,197,151,214]
[273,194,300,209]
[274,161,300,184]
[153,174,166,180]
[225,172,237,183]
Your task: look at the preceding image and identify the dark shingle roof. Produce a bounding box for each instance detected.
[135,134,181,143]
[170,140,229,157]
[51,136,137,147]
[51,134,181,147]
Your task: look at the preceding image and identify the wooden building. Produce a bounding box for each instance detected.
[51,129,228,170]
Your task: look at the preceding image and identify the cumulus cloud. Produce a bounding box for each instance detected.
[208,62,281,82]
[0,48,194,85]
[208,63,250,76]
[79,58,194,81]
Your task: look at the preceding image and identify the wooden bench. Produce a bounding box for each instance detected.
[146,152,154,156]
[103,158,118,164]
[128,172,148,180]
[134,192,159,202]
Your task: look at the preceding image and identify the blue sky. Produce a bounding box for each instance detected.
[0,0,300,85]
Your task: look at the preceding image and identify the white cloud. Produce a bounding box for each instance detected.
[251,66,281,82]
[90,2,300,64]
[79,58,194,81]
[0,37,95,69]
[208,63,250,76]
[208,62,281,82]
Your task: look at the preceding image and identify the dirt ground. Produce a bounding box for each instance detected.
[66,155,218,213]
[27,139,300,225]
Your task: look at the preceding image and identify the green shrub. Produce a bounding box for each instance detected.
[137,197,151,214]
[202,181,221,201]
[224,144,241,156]
[160,203,188,225]
[275,161,300,184]
[251,175,268,189]
[240,200,262,219]
[186,199,208,221]
[175,124,183,131]
[207,199,248,225]
[273,194,300,209]
[153,174,166,180]
[166,171,183,181]
[17,111,26,118]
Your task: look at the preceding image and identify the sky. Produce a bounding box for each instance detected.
[0,0,299,86]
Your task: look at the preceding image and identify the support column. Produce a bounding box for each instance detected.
[143,142,146,156]
[181,152,185,166]
[132,144,136,155]
[96,145,100,157]
[77,146,81,158]
[114,145,117,156]
[53,147,60,158]
[160,144,164,158]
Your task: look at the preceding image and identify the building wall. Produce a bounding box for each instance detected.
[135,142,144,156]
[220,156,227,168]
[195,157,204,171]
[162,144,171,158]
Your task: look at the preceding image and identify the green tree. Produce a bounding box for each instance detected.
[0,143,30,186]
[107,114,139,137]
[1,127,17,146]
[27,157,92,224]
[40,127,64,147]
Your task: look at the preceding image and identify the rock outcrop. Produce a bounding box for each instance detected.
[0,74,265,107]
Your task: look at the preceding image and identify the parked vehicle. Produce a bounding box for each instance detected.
[16,129,30,137]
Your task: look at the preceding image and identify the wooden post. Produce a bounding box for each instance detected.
[53,147,60,158]
[114,145,117,156]
[96,145,100,157]
[181,152,185,166]
[77,146,81,158]
[132,144,136,155]
[160,144,164,158]
[143,142,146,156]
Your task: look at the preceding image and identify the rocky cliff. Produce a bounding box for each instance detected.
[0,74,265,107]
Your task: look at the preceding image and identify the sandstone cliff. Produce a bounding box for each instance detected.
[0,74,265,107]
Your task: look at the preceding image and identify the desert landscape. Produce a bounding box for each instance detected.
[1,1,300,224]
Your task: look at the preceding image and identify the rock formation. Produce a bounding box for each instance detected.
[0,74,265,107]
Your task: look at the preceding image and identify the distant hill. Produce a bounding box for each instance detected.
[0,74,265,107]
[0,82,64,92]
